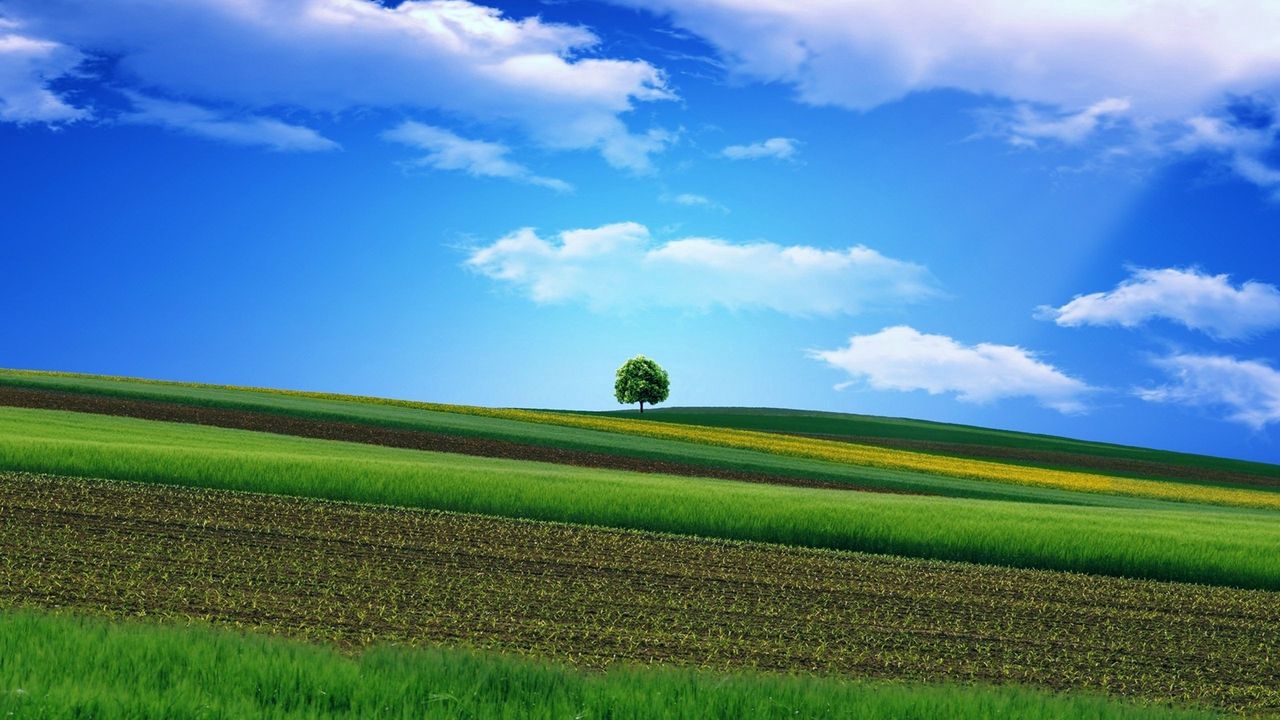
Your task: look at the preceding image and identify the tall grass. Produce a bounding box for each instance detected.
[0,610,1218,720]
[2,407,1278,589]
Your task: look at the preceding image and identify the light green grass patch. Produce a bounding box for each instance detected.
[0,610,1221,720]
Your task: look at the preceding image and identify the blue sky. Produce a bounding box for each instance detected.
[5,0,1280,461]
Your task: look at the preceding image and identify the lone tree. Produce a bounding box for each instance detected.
[614,355,669,413]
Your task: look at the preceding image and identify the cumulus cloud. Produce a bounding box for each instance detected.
[1039,267,1280,340]
[1137,354,1280,430]
[465,221,938,314]
[383,121,570,191]
[620,1,1280,187]
[121,93,339,152]
[721,137,798,160]
[0,25,85,123]
[810,326,1092,413]
[3,0,673,168]
[619,1,1280,117]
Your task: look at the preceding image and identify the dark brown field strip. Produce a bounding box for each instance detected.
[794,432,1280,490]
[2,473,1277,714]
[0,385,897,494]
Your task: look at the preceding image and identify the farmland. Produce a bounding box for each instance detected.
[3,407,1279,589]
[3,369,1279,508]
[598,407,1280,486]
[2,370,1280,717]
[3,473,1277,714]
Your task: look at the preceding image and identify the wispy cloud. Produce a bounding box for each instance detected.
[121,94,339,152]
[0,26,85,123]
[721,137,798,161]
[1038,267,1280,340]
[1172,100,1280,198]
[660,191,728,212]
[810,326,1093,413]
[997,98,1131,147]
[383,121,571,192]
[465,221,938,314]
[1137,354,1280,429]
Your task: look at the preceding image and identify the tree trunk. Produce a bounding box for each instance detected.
[639,401,644,413]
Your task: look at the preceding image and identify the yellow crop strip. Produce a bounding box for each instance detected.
[7,369,1280,511]
[445,407,1280,511]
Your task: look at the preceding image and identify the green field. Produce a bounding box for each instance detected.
[2,407,1279,589]
[1,369,1273,506]
[3,369,1279,717]
[5,473,1275,713]
[598,406,1280,482]
[0,611,1220,720]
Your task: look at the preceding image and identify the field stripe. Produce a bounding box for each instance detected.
[1,472,1276,714]
[0,385,892,494]
[453,408,1280,510]
[2,369,1275,510]
[4,406,1279,590]
[5,366,1274,507]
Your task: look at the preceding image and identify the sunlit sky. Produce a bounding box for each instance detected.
[5,0,1280,461]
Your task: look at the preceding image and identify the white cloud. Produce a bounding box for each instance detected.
[1000,97,1131,147]
[1039,267,1280,340]
[465,221,938,314]
[721,137,798,160]
[4,0,673,168]
[0,27,85,123]
[121,93,339,152]
[383,120,570,191]
[660,191,728,212]
[619,1,1280,118]
[1173,106,1280,197]
[1138,354,1280,430]
[621,0,1280,188]
[1231,155,1280,199]
[810,326,1092,413]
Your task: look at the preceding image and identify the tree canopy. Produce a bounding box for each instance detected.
[614,356,670,413]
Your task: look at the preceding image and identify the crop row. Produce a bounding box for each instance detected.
[2,473,1277,714]
[3,370,1276,510]
[5,408,1280,589]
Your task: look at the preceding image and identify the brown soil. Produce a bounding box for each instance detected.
[3,472,1277,713]
[0,385,903,494]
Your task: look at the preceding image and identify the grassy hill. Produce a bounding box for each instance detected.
[2,368,1278,716]
[596,406,1280,484]
[2,369,1278,508]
